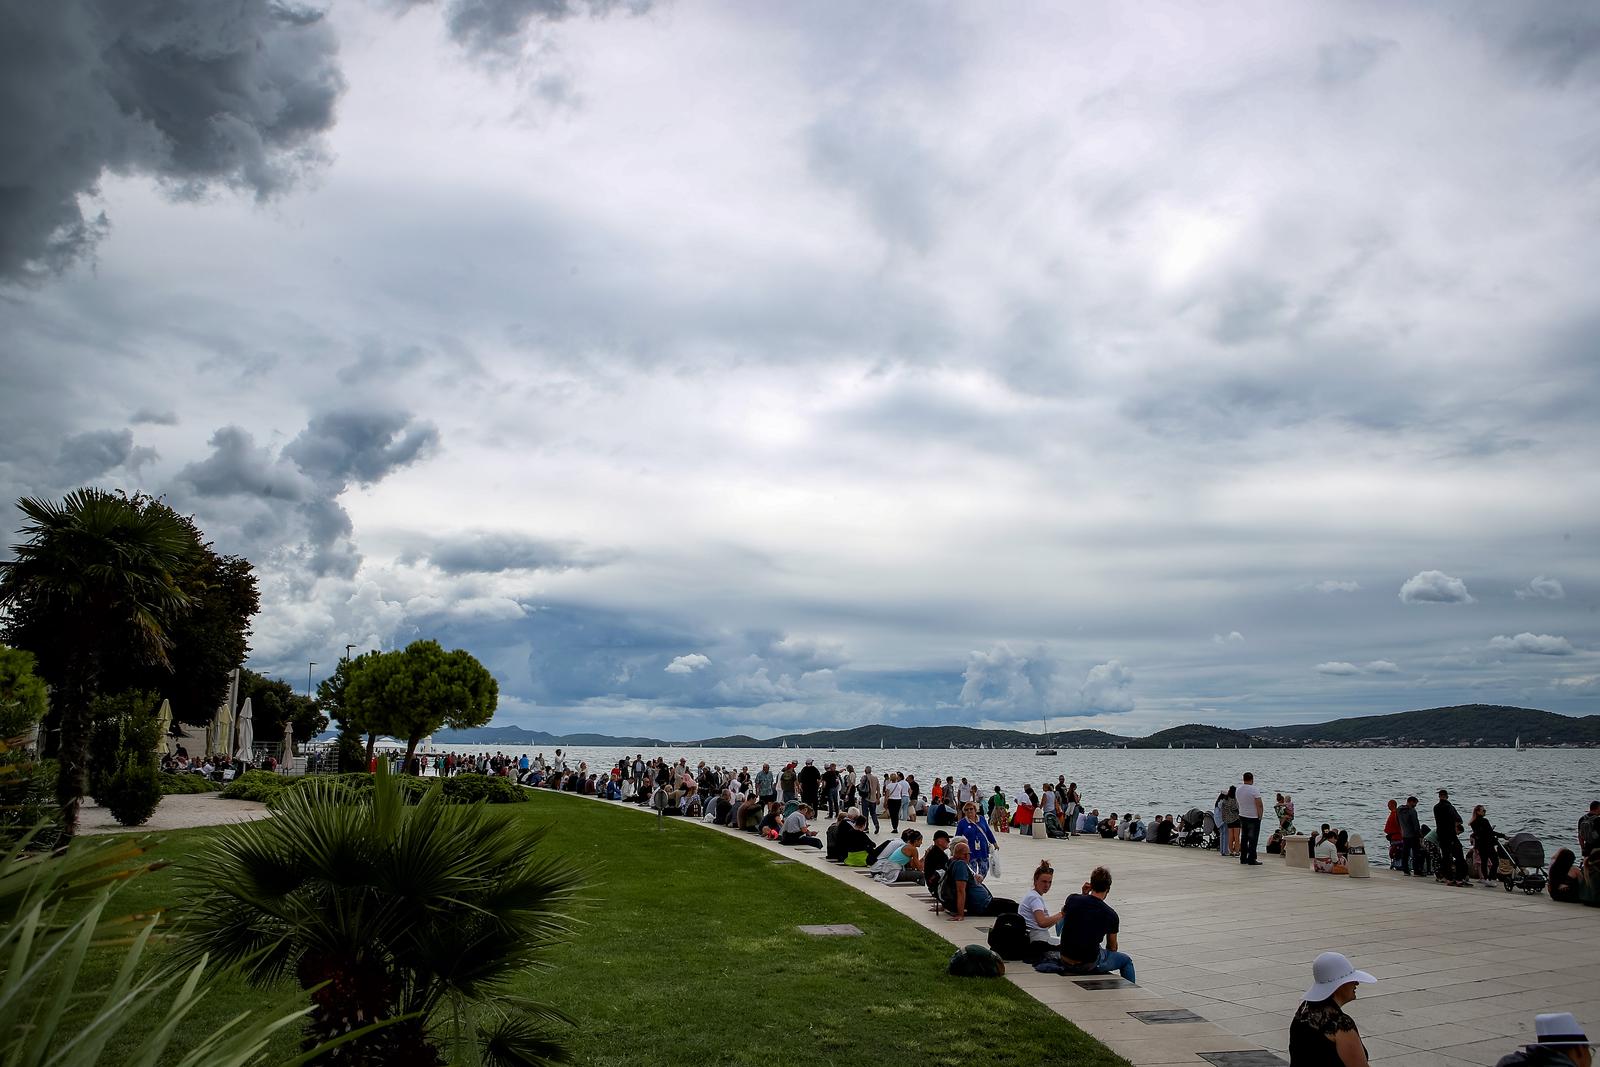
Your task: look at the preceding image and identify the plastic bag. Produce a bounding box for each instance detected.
[988,853,1001,878]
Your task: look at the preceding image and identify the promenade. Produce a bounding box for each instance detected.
[598,797,1599,1066]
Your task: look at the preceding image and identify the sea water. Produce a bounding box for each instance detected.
[388,743,1597,844]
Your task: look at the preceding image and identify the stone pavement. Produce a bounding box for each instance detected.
[578,795,1600,1066]
[77,792,270,834]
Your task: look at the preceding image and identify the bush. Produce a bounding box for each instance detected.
[441,773,528,804]
[158,772,220,795]
[102,760,162,826]
[88,689,161,803]
[220,770,289,804]
[0,645,48,739]
[0,752,59,850]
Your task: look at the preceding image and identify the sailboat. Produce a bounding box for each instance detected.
[1036,715,1056,756]
[1515,734,1523,752]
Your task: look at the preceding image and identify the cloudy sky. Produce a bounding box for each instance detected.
[3,0,1598,739]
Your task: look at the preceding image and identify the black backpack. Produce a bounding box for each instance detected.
[987,912,1030,961]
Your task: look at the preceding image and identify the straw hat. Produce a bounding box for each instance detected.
[1303,952,1375,1002]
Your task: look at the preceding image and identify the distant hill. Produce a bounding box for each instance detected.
[1126,723,1275,749]
[434,704,1597,751]
[1251,705,1600,747]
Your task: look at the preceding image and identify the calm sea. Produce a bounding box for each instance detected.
[390,743,1597,845]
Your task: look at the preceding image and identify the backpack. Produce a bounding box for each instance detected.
[947,944,1004,978]
[987,912,1030,961]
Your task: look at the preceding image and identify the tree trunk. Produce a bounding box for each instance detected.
[403,734,421,776]
[364,731,377,769]
[55,684,90,839]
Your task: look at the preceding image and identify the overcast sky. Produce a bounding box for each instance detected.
[3,1,1598,739]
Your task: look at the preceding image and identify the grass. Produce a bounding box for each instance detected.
[63,788,1128,1066]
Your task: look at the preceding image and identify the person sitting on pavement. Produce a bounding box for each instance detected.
[737,792,763,832]
[1149,815,1173,845]
[781,804,822,848]
[837,813,878,863]
[1019,860,1066,950]
[1097,813,1119,839]
[923,829,952,899]
[1290,951,1375,1067]
[1495,1012,1595,1067]
[1116,813,1134,841]
[1056,866,1134,983]
[757,801,783,837]
[1548,849,1584,904]
[872,829,924,882]
[941,839,1016,920]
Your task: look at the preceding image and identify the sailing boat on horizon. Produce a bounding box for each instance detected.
[1036,714,1057,756]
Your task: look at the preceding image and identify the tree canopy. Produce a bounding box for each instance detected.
[0,645,48,740]
[344,640,497,769]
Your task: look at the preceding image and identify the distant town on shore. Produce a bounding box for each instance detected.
[434,703,1600,750]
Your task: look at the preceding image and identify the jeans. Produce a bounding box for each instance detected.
[862,799,879,832]
[1400,837,1424,876]
[1438,835,1467,882]
[1239,817,1261,864]
[827,786,840,817]
[1093,948,1136,983]
[1218,824,1231,856]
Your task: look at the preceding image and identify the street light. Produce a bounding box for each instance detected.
[307,661,317,701]
[345,644,357,661]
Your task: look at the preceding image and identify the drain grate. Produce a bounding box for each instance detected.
[770,859,796,865]
[1129,1009,1205,1024]
[797,924,863,937]
[1198,1053,1289,1067]
[1073,978,1132,990]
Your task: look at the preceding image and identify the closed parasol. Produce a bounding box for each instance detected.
[233,697,253,763]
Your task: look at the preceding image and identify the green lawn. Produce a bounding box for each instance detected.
[67,789,1127,1066]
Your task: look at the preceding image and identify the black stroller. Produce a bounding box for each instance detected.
[1176,808,1208,847]
[1497,833,1547,895]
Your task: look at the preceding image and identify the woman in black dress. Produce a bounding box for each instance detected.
[1289,951,1375,1066]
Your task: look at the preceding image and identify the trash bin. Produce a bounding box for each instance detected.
[1345,833,1371,879]
[1284,834,1312,869]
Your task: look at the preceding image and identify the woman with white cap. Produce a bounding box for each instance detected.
[1289,951,1374,1066]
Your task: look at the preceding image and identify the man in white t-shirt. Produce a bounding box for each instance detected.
[1236,772,1265,866]
[1018,860,1065,946]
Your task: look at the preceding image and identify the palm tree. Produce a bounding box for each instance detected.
[176,767,582,1066]
[0,489,195,836]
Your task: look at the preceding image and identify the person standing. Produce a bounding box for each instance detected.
[1384,799,1403,870]
[798,758,821,812]
[906,774,921,823]
[1397,796,1424,877]
[841,764,856,808]
[1222,786,1241,857]
[886,772,908,832]
[955,802,999,877]
[754,762,775,805]
[779,762,798,803]
[1434,789,1468,887]
[1579,801,1600,856]
[860,766,881,833]
[822,762,841,818]
[1470,804,1505,887]
[1236,772,1264,866]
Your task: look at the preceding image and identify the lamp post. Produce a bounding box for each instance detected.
[307,661,317,701]
[345,644,356,662]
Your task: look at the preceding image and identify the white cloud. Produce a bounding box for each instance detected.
[1364,660,1400,674]
[1399,570,1475,605]
[1489,633,1574,656]
[1315,580,1360,594]
[1515,575,1565,600]
[664,653,711,674]
[1075,660,1135,714]
[1315,661,1363,676]
[1211,631,1245,645]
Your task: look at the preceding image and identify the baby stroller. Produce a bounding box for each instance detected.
[1497,833,1547,895]
[1176,808,1208,847]
[1200,811,1220,851]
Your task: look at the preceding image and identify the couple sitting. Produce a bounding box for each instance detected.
[1021,862,1136,983]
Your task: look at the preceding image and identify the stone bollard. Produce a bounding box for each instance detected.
[1284,834,1312,869]
[1345,833,1371,878]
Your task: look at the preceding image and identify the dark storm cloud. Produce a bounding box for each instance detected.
[179,427,309,500]
[130,408,178,426]
[0,0,344,280]
[388,0,650,56]
[404,531,614,575]
[282,411,440,487]
[1468,0,1600,85]
[176,410,438,580]
[55,428,157,482]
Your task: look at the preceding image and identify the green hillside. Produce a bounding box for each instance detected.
[1125,723,1268,749]
[1251,705,1600,746]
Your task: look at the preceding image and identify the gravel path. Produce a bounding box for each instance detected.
[77,792,271,835]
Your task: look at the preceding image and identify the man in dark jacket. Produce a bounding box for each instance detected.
[1397,796,1424,877]
[1493,1011,1593,1067]
[798,759,822,812]
[1434,789,1467,885]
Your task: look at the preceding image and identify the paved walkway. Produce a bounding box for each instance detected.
[576,796,1599,1066]
[77,792,270,834]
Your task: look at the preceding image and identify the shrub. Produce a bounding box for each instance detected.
[0,751,59,849]
[159,771,220,795]
[88,688,161,803]
[440,773,528,805]
[102,760,163,826]
[221,770,290,804]
[0,644,48,739]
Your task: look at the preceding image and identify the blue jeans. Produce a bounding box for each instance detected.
[861,799,879,832]
[1093,948,1135,983]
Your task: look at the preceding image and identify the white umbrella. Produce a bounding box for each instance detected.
[154,699,173,755]
[282,721,294,766]
[233,697,253,763]
[209,698,232,758]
